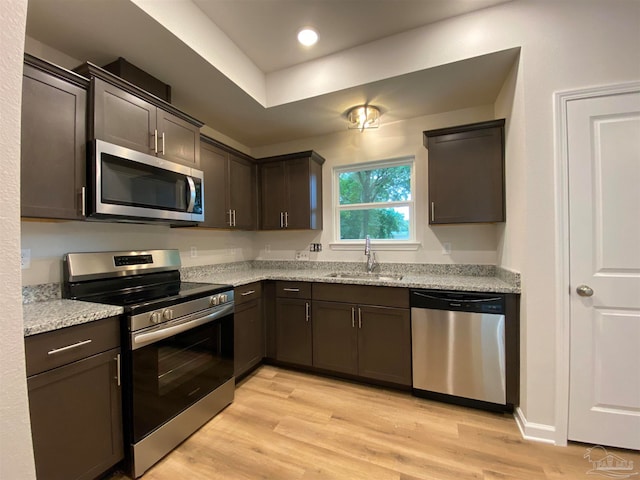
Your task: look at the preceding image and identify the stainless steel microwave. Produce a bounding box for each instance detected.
[88,140,204,223]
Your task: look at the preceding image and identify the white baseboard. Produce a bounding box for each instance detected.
[514,407,557,444]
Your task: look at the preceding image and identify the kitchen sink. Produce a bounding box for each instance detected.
[326,272,404,281]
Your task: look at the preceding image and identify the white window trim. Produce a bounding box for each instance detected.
[330,156,418,250]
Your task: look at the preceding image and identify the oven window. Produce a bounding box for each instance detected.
[130,314,233,442]
[101,153,187,211]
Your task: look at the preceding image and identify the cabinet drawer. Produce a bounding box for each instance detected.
[235,282,262,306]
[276,281,312,299]
[25,316,120,377]
[313,283,409,308]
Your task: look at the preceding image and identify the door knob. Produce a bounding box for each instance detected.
[576,285,594,297]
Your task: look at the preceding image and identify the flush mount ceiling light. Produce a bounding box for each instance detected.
[347,105,381,131]
[297,27,318,47]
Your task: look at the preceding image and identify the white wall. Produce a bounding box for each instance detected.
[0,0,37,478]
[21,221,255,285]
[252,105,500,265]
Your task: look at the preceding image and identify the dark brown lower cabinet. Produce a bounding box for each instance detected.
[276,298,312,366]
[357,305,411,385]
[234,283,264,377]
[312,301,411,386]
[27,348,123,480]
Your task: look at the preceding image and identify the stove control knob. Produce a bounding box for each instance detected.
[219,294,228,303]
[150,311,162,324]
[162,309,174,321]
[209,295,219,307]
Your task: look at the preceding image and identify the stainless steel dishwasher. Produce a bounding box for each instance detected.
[410,289,507,411]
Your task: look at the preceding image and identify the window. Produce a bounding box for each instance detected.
[334,158,415,245]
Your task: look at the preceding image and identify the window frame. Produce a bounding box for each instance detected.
[331,156,418,250]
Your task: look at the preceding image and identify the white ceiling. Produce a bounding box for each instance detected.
[25,0,517,148]
[192,0,512,73]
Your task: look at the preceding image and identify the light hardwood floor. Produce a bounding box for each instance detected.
[115,366,639,480]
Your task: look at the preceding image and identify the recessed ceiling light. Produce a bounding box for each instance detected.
[297,27,318,47]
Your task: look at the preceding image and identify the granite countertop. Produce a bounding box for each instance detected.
[23,300,124,337]
[182,268,519,293]
[22,261,520,337]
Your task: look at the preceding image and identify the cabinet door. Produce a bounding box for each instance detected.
[229,154,256,229]
[200,141,229,228]
[260,161,286,229]
[27,348,123,480]
[357,306,411,385]
[92,77,156,155]
[276,298,312,366]
[427,123,504,224]
[21,65,86,220]
[284,158,311,229]
[312,301,358,375]
[157,109,200,167]
[234,298,264,377]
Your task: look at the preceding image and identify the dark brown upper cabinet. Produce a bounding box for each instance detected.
[200,136,257,229]
[258,151,325,230]
[21,55,88,220]
[424,119,505,224]
[75,62,203,168]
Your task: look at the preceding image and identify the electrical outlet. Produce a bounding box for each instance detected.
[190,246,198,258]
[265,244,271,253]
[21,249,31,269]
[442,242,452,255]
[310,243,322,252]
[295,250,310,261]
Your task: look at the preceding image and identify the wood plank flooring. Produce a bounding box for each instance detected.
[114,366,639,480]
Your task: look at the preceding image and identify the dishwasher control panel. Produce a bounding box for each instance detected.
[410,289,505,314]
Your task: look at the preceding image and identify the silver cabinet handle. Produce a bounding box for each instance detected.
[576,285,594,297]
[283,288,300,292]
[358,307,362,329]
[351,307,355,328]
[115,353,121,387]
[305,302,310,322]
[233,209,237,227]
[280,212,284,228]
[228,209,233,226]
[161,132,165,155]
[285,211,289,228]
[80,186,86,217]
[241,290,256,296]
[431,202,435,222]
[153,129,158,154]
[47,339,92,355]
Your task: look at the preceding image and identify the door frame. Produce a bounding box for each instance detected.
[553,81,640,446]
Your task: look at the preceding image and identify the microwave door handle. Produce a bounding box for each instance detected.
[186,176,196,213]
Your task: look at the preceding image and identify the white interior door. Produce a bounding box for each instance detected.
[567,88,640,450]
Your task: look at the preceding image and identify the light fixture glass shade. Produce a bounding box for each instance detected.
[347,105,380,131]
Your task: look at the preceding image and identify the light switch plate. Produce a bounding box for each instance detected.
[442,243,452,255]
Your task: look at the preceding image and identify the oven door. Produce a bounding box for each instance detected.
[90,139,204,223]
[129,303,233,443]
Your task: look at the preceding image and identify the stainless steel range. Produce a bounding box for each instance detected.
[63,249,234,478]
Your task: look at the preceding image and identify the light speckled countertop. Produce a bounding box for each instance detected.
[22,261,519,337]
[23,300,123,337]
[182,268,519,293]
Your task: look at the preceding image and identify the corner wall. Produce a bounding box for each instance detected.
[0,0,37,477]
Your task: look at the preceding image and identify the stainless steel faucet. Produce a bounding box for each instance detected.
[364,235,377,273]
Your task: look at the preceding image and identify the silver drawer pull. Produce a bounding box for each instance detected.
[283,288,300,292]
[241,290,256,296]
[47,339,92,355]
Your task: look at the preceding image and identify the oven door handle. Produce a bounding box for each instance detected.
[132,303,233,350]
